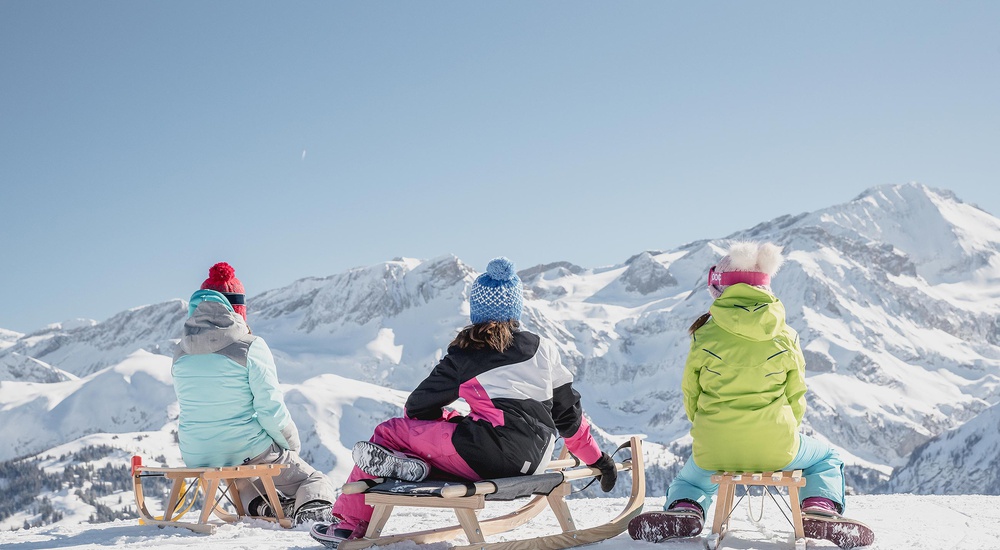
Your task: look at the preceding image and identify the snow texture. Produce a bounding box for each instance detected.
[3,495,999,549]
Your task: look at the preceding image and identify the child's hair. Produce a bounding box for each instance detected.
[688,313,711,336]
[451,320,520,352]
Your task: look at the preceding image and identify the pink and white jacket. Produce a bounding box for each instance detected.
[404,330,602,477]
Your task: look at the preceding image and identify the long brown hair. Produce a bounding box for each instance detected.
[688,313,711,336]
[451,320,520,352]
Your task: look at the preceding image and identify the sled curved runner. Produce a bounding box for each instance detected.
[131,456,293,534]
[337,435,645,550]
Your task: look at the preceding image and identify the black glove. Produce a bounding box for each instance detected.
[589,452,617,493]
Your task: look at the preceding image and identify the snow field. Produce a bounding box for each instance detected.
[4,495,1000,550]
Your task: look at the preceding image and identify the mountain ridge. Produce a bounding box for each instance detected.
[2,182,999,531]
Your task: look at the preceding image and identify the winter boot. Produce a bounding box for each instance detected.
[293,499,333,525]
[352,441,430,482]
[310,524,353,549]
[628,500,705,542]
[247,495,295,519]
[311,520,368,549]
[802,497,875,549]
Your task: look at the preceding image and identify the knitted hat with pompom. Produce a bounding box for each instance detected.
[201,262,247,320]
[707,242,785,299]
[469,257,523,324]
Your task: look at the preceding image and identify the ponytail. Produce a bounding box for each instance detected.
[688,313,711,336]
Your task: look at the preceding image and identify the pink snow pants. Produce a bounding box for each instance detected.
[332,415,479,532]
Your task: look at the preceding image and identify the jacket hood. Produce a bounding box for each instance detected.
[188,289,235,316]
[708,284,786,342]
[181,289,249,354]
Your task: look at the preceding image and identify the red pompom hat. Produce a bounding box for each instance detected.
[200,262,247,320]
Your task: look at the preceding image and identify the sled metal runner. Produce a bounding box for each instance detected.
[131,456,293,534]
[337,435,645,550]
[709,470,805,549]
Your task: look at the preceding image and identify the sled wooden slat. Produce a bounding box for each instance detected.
[338,435,646,550]
[366,493,487,510]
[710,469,806,546]
[132,458,293,534]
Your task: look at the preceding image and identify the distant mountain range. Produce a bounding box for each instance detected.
[3,182,999,529]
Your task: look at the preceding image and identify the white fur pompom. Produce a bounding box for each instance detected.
[726,241,760,271]
[756,242,785,276]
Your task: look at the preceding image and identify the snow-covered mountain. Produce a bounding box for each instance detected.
[247,255,477,388]
[3,183,1000,530]
[0,327,22,350]
[2,303,185,378]
[887,400,1000,494]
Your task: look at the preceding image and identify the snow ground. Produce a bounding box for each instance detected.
[4,495,999,550]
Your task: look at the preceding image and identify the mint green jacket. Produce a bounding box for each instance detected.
[683,284,807,471]
[172,290,299,467]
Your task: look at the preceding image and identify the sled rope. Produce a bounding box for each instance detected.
[748,486,765,522]
[738,484,797,529]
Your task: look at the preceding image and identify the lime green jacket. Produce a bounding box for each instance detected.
[683,284,807,471]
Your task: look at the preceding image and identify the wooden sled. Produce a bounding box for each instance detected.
[131,455,293,534]
[710,470,806,549]
[336,435,645,550]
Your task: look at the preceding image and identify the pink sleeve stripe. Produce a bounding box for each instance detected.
[459,378,505,427]
[564,416,602,465]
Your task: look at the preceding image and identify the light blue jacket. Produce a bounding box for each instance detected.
[172,290,300,467]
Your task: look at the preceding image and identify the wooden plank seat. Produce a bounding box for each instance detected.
[709,470,806,547]
[131,455,293,534]
[336,435,645,550]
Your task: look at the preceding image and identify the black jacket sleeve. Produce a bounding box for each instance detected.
[405,354,462,420]
[550,382,585,438]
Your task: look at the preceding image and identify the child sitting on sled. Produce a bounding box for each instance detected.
[172,262,336,524]
[628,242,875,549]
[311,257,618,548]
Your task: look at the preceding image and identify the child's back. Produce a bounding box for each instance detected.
[629,242,874,549]
[685,283,806,471]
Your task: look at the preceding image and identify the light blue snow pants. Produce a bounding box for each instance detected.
[664,434,846,514]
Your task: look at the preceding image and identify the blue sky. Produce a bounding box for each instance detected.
[1,2,998,332]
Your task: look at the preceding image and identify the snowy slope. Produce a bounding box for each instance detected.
[0,351,177,462]
[3,494,999,550]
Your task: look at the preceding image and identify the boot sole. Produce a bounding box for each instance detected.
[352,441,429,482]
[628,510,704,542]
[803,513,875,549]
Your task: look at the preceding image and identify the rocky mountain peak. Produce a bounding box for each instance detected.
[620,252,678,295]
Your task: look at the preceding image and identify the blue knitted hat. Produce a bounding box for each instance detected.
[469,257,523,324]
